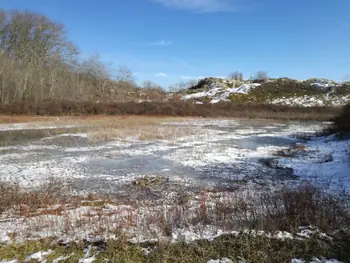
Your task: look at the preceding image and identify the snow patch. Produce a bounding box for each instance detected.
[0,123,79,131]
[207,258,233,263]
[291,258,343,263]
[52,256,71,263]
[182,83,261,103]
[270,94,349,107]
[276,136,350,190]
[78,256,96,263]
[24,250,53,262]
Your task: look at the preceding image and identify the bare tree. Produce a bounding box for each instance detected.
[229,71,244,81]
[0,9,77,67]
[79,54,112,98]
[0,9,79,102]
[115,66,134,83]
[142,80,163,91]
[253,71,268,81]
[0,9,144,104]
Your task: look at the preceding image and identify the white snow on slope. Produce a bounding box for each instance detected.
[309,79,339,90]
[182,83,261,103]
[270,94,349,107]
[180,77,349,106]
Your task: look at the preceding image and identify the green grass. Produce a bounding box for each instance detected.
[229,79,325,103]
[0,238,84,262]
[1,231,350,263]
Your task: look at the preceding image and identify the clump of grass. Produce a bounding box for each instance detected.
[258,184,350,233]
[0,179,73,215]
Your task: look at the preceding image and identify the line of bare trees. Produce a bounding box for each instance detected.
[229,71,269,82]
[0,9,165,105]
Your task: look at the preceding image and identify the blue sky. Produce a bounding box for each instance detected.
[1,0,350,87]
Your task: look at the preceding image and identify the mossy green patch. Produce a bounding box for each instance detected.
[1,231,349,263]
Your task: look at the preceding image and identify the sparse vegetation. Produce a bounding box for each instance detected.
[229,78,325,103]
[0,179,72,215]
[258,184,350,233]
[0,183,349,262]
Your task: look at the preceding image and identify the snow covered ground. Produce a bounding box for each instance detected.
[2,119,348,191]
[0,122,81,132]
[0,119,349,246]
[182,83,261,103]
[270,94,350,107]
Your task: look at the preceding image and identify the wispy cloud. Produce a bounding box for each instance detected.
[153,0,240,12]
[155,72,168,77]
[150,40,174,46]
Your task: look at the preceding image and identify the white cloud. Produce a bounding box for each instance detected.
[150,40,174,46]
[155,72,168,77]
[153,0,238,12]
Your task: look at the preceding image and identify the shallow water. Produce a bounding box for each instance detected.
[0,119,322,194]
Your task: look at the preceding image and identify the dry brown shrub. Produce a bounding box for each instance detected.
[0,179,71,215]
[0,100,340,121]
[258,184,350,232]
